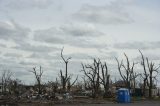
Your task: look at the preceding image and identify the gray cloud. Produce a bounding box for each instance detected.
[64,51,118,62]
[0,21,30,41]
[134,53,160,61]
[34,24,107,48]
[3,53,22,58]
[0,57,18,65]
[28,52,58,60]
[0,0,53,10]
[72,40,107,49]
[64,53,91,60]
[73,3,133,25]
[107,51,118,58]
[13,69,31,77]
[14,42,60,53]
[19,61,37,66]
[0,57,25,75]
[114,41,160,50]
[0,43,6,48]
[34,24,103,38]
[60,24,103,37]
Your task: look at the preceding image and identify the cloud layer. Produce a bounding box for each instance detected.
[0,21,30,41]
[0,0,53,10]
[73,3,133,25]
[114,41,160,50]
[34,23,107,48]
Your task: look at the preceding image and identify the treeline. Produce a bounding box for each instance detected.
[0,49,159,99]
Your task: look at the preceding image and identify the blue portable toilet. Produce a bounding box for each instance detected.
[117,88,130,103]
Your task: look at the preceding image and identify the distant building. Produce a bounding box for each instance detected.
[112,80,126,89]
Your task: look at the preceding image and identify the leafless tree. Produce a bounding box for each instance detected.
[74,80,84,92]
[81,59,101,98]
[59,47,78,93]
[9,79,23,96]
[48,78,59,93]
[67,76,78,92]
[115,53,139,91]
[30,66,43,95]
[99,62,110,98]
[139,50,160,98]
[1,70,13,94]
[82,76,92,91]
[140,74,148,96]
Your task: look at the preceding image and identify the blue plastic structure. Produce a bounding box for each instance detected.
[117,88,130,103]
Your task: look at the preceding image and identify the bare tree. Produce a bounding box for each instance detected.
[47,78,59,98]
[81,59,101,98]
[30,66,43,95]
[115,53,139,91]
[60,47,78,93]
[1,70,13,94]
[74,80,84,92]
[67,76,78,92]
[139,50,160,98]
[99,62,110,98]
[140,74,148,96]
[82,76,92,91]
[48,78,59,93]
[10,79,23,96]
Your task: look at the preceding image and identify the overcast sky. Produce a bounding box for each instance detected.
[0,0,160,85]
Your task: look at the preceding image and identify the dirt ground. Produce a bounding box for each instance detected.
[15,101,160,106]
[1,98,160,106]
[12,100,160,106]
